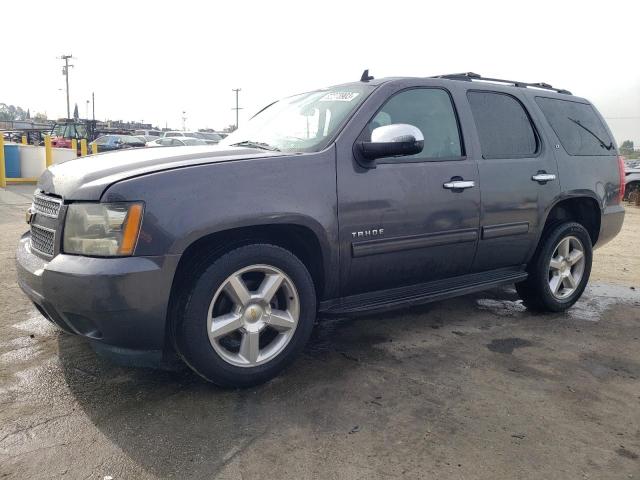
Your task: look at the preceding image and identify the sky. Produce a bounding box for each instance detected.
[2,0,639,144]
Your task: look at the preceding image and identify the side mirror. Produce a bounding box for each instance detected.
[358,124,424,162]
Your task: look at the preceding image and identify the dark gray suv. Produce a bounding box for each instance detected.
[16,72,625,387]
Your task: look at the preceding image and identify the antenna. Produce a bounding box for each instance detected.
[360,69,374,82]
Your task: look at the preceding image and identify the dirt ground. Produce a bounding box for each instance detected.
[1,186,639,479]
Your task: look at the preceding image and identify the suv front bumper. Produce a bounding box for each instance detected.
[16,232,180,363]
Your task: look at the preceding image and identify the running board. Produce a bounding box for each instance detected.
[319,268,527,316]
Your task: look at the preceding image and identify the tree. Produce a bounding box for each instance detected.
[0,103,27,121]
[620,140,635,155]
[33,112,48,122]
[223,124,237,133]
[73,103,79,120]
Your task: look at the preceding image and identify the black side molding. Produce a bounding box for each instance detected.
[352,228,478,258]
[482,222,529,240]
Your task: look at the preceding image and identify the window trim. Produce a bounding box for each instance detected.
[534,95,616,157]
[357,87,467,164]
[467,89,542,160]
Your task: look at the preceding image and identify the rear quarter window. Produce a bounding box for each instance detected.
[535,97,615,156]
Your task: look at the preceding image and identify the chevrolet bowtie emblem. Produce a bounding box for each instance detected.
[25,207,36,225]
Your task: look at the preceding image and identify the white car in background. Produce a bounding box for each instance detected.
[146,137,208,147]
[625,159,640,200]
[162,131,221,144]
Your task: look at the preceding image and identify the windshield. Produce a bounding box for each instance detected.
[220,84,373,153]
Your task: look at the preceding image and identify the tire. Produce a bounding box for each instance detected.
[516,222,592,312]
[173,244,316,387]
[624,182,639,201]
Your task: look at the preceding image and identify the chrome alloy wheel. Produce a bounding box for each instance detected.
[207,264,300,367]
[548,236,586,299]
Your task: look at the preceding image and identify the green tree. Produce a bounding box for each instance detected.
[620,140,634,155]
[0,103,27,121]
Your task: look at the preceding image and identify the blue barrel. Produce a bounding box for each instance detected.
[4,144,20,178]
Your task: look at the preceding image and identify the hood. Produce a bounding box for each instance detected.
[38,145,286,200]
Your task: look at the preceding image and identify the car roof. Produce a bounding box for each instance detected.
[333,73,584,102]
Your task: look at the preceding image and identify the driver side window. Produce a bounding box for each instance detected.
[365,88,463,161]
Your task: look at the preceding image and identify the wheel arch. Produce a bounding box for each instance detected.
[169,221,330,303]
[539,194,602,247]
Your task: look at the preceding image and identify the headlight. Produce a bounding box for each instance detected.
[63,202,144,256]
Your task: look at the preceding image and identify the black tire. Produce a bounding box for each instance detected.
[516,222,592,312]
[624,182,639,201]
[173,244,316,387]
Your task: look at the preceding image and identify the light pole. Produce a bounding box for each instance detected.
[59,54,74,119]
[182,111,187,131]
[232,88,242,130]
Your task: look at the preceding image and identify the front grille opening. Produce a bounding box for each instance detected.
[30,224,55,256]
[33,193,62,217]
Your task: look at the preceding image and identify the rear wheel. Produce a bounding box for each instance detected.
[516,222,592,312]
[174,244,316,387]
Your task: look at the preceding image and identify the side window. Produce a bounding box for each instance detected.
[467,91,538,158]
[535,97,614,156]
[364,88,463,160]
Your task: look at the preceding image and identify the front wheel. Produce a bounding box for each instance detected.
[516,222,592,312]
[174,244,316,387]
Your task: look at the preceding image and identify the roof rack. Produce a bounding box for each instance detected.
[433,72,572,95]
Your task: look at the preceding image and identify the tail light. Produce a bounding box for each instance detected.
[617,155,626,203]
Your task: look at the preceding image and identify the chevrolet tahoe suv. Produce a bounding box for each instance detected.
[16,72,625,387]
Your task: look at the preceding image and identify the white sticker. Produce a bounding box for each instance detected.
[319,92,360,102]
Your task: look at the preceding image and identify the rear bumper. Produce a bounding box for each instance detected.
[596,204,625,249]
[16,233,180,356]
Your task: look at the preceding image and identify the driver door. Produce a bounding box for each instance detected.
[336,87,480,296]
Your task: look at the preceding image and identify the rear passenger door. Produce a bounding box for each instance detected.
[467,90,560,271]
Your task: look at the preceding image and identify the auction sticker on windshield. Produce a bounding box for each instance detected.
[319,92,360,102]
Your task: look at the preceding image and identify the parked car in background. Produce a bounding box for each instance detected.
[197,132,222,144]
[134,129,162,137]
[146,137,208,147]
[625,160,640,200]
[161,131,192,138]
[161,131,220,143]
[134,135,158,144]
[90,135,146,152]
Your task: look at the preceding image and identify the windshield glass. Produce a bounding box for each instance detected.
[220,84,373,153]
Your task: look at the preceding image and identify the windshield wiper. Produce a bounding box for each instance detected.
[230,140,280,151]
[568,117,613,151]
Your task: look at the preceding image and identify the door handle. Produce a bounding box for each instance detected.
[443,180,475,190]
[532,172,557,183]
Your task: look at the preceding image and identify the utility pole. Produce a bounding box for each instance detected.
[232,88,242,130]
[182,111,187,131]
[59,54,74,119]
[92,92,95,121]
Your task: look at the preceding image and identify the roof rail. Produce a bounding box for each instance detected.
[433,72,572,95]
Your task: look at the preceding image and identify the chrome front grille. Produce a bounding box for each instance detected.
[30,191,62,257]
[33,193,62,218]
[30,224,55,256]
